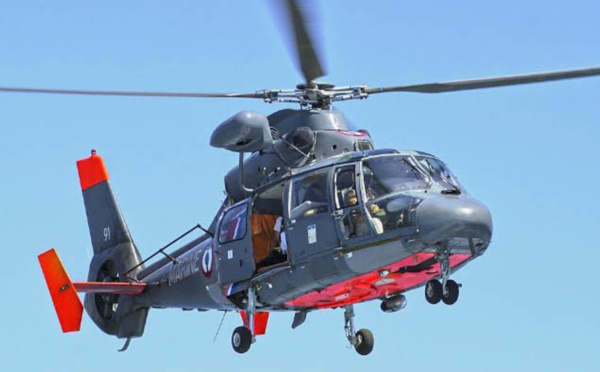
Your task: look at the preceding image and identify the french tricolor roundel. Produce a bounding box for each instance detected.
[201,246,214,278]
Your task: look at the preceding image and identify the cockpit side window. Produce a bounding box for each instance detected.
[334,166,358,209]
[289,169,331,220]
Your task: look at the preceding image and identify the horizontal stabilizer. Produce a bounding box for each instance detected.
[38,249,83,333]
[38,249,148,334]
[73,281,146,295]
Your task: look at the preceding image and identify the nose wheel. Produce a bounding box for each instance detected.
[344,305,374,356]
[425,253,460,305]
[425,278,459,305]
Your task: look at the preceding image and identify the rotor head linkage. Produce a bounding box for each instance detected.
[259,84,368,109]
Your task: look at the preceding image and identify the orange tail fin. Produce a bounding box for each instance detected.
[38,249,83,333]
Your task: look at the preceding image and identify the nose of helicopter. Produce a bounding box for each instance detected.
[416,195,493,250]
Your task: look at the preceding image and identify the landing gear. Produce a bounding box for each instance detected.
[344,305,374,356]
[232,287,257,354]
[425,252,460,305]
[231,326,252,354]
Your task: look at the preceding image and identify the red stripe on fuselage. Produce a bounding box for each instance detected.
[285,252,471,309]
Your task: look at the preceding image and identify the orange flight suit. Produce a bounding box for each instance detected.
[251,214,280,264]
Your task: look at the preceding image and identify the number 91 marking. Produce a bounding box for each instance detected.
[103,227,111,242]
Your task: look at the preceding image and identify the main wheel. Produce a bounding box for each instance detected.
[442,279,459,305]
[354,329,374,356]
[425,279,443,304]
[231,326,252,354]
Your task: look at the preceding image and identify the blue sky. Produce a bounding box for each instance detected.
[1,1,599,371]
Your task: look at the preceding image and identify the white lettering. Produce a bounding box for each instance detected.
[167,250,202,286]
[103,227,111,242]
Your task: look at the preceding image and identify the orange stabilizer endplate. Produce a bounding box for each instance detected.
[240,311,270,336]
[76,153,109,191]
[38,249,83,333]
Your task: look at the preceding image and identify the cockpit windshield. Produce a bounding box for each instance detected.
[414,156,464,192]
[362,155,428,200]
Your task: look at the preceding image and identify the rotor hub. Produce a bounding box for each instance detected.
[259,84,368,109]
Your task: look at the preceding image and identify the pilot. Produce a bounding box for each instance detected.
[343,189,384,236]
[343,189,367,236]
[368,203,384,235]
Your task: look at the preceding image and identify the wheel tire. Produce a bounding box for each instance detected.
[425,279,443,304]
[442,279,459,305]
[354,329,374,356]
[231,326,252,354]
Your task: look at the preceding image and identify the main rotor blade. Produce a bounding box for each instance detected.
[282,0,326,84]
[365,66,600,94]
[0,86,266,99]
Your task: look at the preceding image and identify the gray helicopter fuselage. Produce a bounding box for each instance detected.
[133,109,492,312]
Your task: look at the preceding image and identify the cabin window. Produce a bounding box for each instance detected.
[289,169,330,220]
[218,203,248,244]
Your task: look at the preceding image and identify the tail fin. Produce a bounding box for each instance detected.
[76,151,149,339]
[76,151,133,254]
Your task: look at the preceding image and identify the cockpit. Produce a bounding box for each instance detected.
[355,153,465,235]
[216,150,480,281]
[282,152,468,243]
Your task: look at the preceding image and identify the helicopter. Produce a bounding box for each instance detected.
[21,0,600,357]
